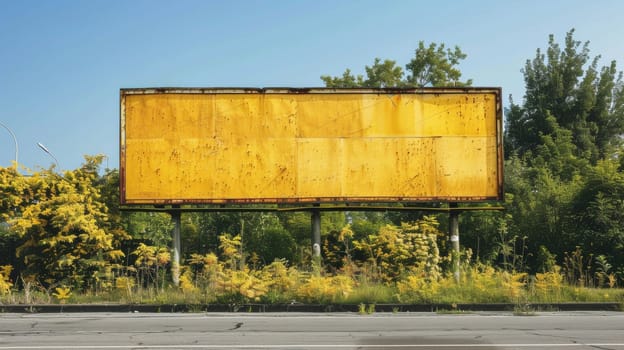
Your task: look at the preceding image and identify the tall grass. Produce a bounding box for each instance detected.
[2,261,624,305]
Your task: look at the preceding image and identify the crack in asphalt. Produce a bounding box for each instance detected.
[229,322,244,331]
[525,330,621,350]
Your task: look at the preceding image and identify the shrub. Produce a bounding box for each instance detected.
[216,268,268,303]
[533,266,563,302]
[352,217,442,282]
[0,265,12,295]
[295,275,355,304]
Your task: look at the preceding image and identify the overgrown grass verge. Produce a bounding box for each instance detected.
[2,268,624,307]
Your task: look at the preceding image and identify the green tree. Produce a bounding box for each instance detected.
[321,58,403,88]
[237,213,296,265]
[123,212,173,248]
[458,204,508,265]
[363,58,405,87]
[181,213,200,257]
[321,41,471,88]
[321,69,364,88]
[503,29,624,276]
[405,41,472,87]
[503,155,582,270]
[505,29,624,163]
[349,211,387,240]
[248,226,296,265]
[194,212,242,254]
[570,160,624,269]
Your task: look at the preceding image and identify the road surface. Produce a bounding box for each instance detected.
[0,311,623,349]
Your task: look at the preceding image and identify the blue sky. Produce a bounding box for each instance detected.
[1,0,623,171]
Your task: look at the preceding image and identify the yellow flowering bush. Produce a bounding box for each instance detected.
[179,267,197,293]
[188,252,222,289]
[216,268,268,302]
[115,276,135,291]
[352,217,442,282]
[260,260,298,294]
[534,266,563,301]
[501,271,528,300]
[0,265,13,295]
[295,275,355,303]
[396,271,440,303]
[466,264,499,295]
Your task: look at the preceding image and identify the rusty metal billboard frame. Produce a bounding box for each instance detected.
[120,87,504,207]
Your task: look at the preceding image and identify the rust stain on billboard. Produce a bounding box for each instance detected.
[120,88,503,204]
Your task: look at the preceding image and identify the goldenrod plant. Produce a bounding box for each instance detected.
[295,275,354,304]
[216,268,268,303]
[114,276,136,301]
[219,234,242,270]
[178,266,197,294]
[52,286,72,304]
[534,266,564,302]
[352,217,441,283]
[132,243,170,290]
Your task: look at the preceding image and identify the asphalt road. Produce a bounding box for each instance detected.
[0,311,623,349]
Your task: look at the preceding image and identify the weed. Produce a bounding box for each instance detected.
[358,303,366,315]
[4,241,624,307]
[186,304,204,313]
[343,281,395,305]
[563,247,593,287]
[358,303,375,315]
[595,255,613,288]
[52,286,72,304]
[513,303,536,316]
[436,309,470,314]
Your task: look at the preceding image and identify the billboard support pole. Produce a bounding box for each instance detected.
[311,204,321,266]
[449,203,460,283]
[170,210,182,286]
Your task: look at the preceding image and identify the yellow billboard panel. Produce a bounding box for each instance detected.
[120,88,503,204]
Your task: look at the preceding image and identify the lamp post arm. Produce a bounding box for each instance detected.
[37,142,60,169]
[0,121,18,170]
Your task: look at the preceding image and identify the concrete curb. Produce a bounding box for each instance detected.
[0,302,621,313]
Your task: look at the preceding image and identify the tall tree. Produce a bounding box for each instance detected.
[505,29,624,163]
[503,29,624,277]
[321,58,404,88]
[363,58,405,87]
[321,41,471,88]
[405,41,472,87]
[320,69,364,88]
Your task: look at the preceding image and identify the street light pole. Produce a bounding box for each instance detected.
[37,142,60,169]
[0,121,19,170]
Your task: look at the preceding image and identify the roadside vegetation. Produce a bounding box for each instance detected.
[1,224,623,306]
[1,29,624,306]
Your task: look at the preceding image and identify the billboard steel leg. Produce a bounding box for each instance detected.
[311,207,321,261]
[449,203,460,283]
[171,211,181,286]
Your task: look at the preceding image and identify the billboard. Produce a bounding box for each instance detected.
[120,88,502,205]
